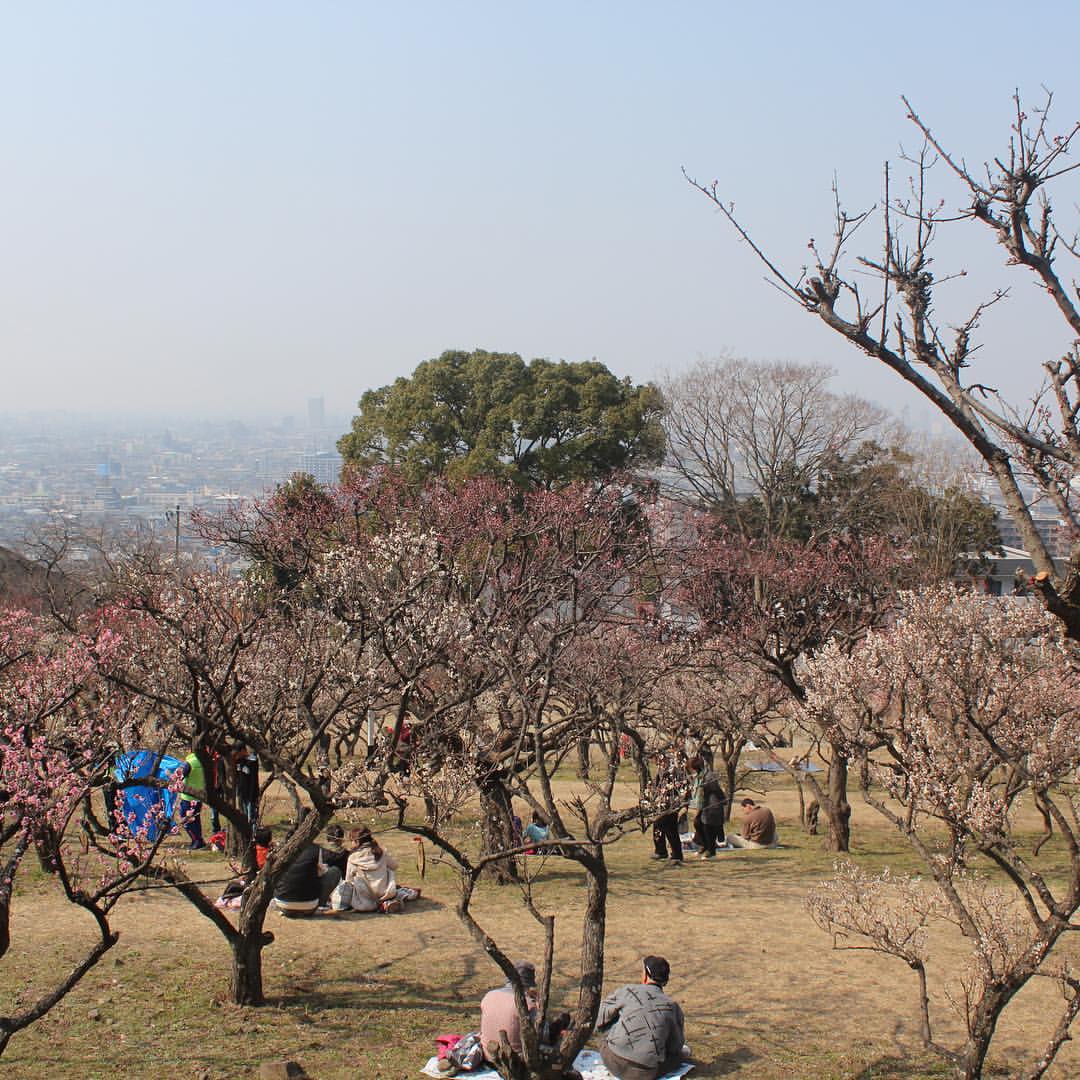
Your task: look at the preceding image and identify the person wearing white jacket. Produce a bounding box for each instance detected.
[331,827,420,913]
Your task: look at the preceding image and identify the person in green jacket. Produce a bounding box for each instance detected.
[180,750,207,850]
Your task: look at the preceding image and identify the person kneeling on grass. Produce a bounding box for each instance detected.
[332,827,420,913]
[596,956,688,1080]
[726,798,777,848]
[216,827,274,909]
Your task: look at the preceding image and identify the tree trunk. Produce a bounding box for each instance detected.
[824,746,851,853]
[558,847,608,1073]
[723,757,737,821]
[486,1036,580,1080]
[227,809,327,1005]
[230,868,277,1006]
[576,738,590,779]
[229,926,271,1006]
[479,781,519,885]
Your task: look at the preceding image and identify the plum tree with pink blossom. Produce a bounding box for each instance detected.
[359,481,683,1080]
[804,585,1080,1079]
[680,527,902,850]
[0,607,178,1056]
[93,509,491,1005]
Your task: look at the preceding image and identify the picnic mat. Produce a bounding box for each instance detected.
[421,1049,694,1078]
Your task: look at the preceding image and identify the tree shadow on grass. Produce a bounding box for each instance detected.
[850,1054,955,1078]
[688,1045,758,1076]
[268,967,480,1019]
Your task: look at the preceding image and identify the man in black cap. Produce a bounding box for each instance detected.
[595,956,687,1080]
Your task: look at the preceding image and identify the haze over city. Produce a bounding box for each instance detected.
[4,2,1077,420]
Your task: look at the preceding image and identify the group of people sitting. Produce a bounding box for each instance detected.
[651,754,777,863]
[215,823,421,916]
[439,954,687,1080]
[276,824,421,916]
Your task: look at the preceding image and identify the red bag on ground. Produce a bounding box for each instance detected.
[435,1034,462,1061]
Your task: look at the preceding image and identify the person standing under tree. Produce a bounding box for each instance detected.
[686,755,726,859]
[234,742,260,826]
[180,749,207,850]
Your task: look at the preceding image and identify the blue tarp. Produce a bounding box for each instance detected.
[114,750,184,840]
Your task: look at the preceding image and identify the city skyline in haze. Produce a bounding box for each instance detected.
[3,3,1077,420]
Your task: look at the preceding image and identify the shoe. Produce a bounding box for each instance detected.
[698,851,715,860]
[649,853,664,860]
[668,858,684,865]
[382,898,404,914]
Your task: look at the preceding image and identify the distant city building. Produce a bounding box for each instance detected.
[993,508,1073,560]
[296,450,342,486]
[307,397,325,429]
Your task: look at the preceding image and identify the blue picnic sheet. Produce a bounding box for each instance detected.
[421,1048,694,1078]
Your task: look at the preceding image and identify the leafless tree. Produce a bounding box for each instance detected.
[687,90,1080,634]
[661,356,887,538]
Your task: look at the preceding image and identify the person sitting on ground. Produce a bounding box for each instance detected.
[336,827,420,913]
[253,825,273,869]
[596,956,688,1080]
[477,960,570,1067]
[726,798,777,848]
[271,841,342,916]
[215,826,275,908]
[479,959,538,1065]
[319,823,350,875]
[522,811,550,848]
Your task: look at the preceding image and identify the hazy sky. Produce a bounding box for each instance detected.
[3,3,1078,424]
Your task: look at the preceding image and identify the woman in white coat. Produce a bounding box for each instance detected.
[333,827,420,913]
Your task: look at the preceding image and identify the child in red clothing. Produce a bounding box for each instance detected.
[254,826,272,869]
[215,827,274,909]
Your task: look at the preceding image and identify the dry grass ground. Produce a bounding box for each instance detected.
[1,769,1077,1080]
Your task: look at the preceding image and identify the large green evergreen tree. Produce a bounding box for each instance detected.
[338,350,665,488]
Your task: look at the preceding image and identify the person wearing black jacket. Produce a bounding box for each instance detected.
[272,843,341,916]
[687,756,726,859]
[234,743,260,826]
